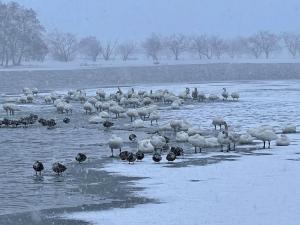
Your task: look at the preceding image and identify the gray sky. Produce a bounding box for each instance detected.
[4,0,300,40]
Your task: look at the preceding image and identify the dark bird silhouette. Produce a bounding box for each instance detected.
[166,152,176,162]
[129,133,137,142]
[63,117,70,124]
[52,162,67,175]
[119,151,129,160]
[152,153,162,163]
[127,152,137,164]
[136,151,144,161]
[103,120,114,129]
[75,153,87,163]
[170,146,184,157]
[33,161,44,175]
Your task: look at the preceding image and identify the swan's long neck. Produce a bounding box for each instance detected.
[224,122,229,137]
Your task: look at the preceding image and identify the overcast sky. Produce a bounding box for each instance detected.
[3,0,300,40]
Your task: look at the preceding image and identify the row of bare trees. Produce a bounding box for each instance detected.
[2,2,300,66]
[47,31,300,63]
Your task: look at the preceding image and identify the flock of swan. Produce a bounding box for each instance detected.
[0,85,296,176]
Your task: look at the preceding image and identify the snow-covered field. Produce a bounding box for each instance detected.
[65,134,300,225]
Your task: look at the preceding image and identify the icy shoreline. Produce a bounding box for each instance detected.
[64,134,300,225]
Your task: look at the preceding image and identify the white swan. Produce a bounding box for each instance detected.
[188,134,206,153]
[108,135,123,156]
[138,139,154,153]
[176,131,189,142]
[282,124,296,134]
[276,134,290,146]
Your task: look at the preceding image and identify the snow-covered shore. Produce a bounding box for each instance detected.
[64,134,300,225]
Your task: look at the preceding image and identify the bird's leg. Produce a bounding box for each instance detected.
[220,145,223,152]
[39,171,42,176]
[233,143,236,151]
[214,125,216,130]
[119,148,122,153]
[219,125,222,130]
[263,141,266,149]
[227,144,230,152]
[194,147,197,154]
[111,148,114,157]
[199,148,202,153]
[35,171,37,176]
[268,141,271,149]
[151,120,153,126]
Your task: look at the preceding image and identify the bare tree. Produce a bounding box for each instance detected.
[48,31,78,62]
[164,34,187,60]
[190,34,214,59]
[101,40,118,61]
[209,36,226,59]
[0,2,47,66]
[247,31,280,59]
[118,41,136,61]
[79,36,101,61]
[245,35,263,59]
[142,33,162,62]
[224,37,246,59]
[282,33,300,58]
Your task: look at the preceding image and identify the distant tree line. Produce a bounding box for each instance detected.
[1,1,300,66]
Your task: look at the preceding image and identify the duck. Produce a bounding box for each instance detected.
[170,146,184,157]
[152,153,162,163]
[33,161,44,176]
[52,162,67,175]
[63,117,70,124]
[136,151,145,160]
[127,152,137,164]
[103,120,114,129]
[166,152,176,162]
[119,151,129,160]
[128,134,137,142]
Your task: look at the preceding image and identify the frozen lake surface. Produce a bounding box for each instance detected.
[0,79,300,224]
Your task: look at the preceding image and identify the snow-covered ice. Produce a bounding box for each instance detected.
[64,134,300,225]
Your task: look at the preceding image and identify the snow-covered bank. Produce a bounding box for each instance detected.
[1,63,300,94]
[64,134,300,225]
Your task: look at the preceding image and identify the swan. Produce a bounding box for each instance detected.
[176,131,189,142]
[231,92,240,101]
[44,95,52,104]
[205,137,219,148]
[133,119,145,128]
[222,88,229,100]
[208,94,219,101]
[282,124,296,134]
[276,134,290,146]
[170,119,183,132]
[150,135,166,152]
[108,135,123,156]
[138,139,154,153]
[83,102,95,114]
[217,122,231,152]
[238,134,254,145]
[253,127,277,149]
[212,117,226,130]
[127,109,139,122]
[188,134,206,153]
[171,101,180,109]
[149,111,160,125]
[187,126,203,136]
[89,115,104,124]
